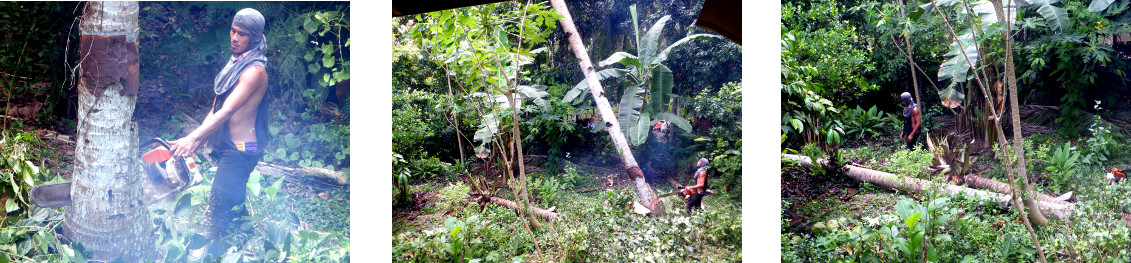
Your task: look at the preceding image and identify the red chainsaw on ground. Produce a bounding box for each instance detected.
[30,137,202,208]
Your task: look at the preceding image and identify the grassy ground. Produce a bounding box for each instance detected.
[782,131,1131,262]
[392,161,743,262]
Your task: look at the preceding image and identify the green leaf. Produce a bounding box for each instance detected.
[247,169,262,197]
[639,15,671,65]
[221,252,241,263]
[165,242,185,262]
[1038,4,1069,32]
[597,52,641,68]
[630,4,640,48]
[652,112,692,133]
[650,64,673,113]
[906,212,922,228]
[303,16,319,34]
[937,33,979,83]
[266,177,285,200]
[618,83,646,143]
[323,55,336,68]
[4,198,16,213]
[186,233,210,250]
[938,83,966,108]
[628,113,651,146]
[564,68,630,103]
[653,34,722,65]
[174,193,192,217]
[1089,0,1113,13]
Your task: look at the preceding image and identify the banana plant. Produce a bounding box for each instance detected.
[916,0,1115,107]
[564,4,719,146]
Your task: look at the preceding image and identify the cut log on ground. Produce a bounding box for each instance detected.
[487,196,557,220]
[963,174,1072,204]
[256,162,348,189]
[783,154,1074,221]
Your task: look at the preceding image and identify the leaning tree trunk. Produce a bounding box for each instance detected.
[63,2,152,262]
[549,0,666,215]
[991,0,1048,227]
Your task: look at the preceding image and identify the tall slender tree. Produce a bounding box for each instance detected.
[549,0,667,215]
[63,2,153,261]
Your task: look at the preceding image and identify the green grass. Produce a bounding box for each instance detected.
[393,170,743,262]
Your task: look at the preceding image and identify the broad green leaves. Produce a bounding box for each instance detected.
[1088,0,1114,13]
[649,64,673,113]
[1037,3,1069,32]
[617,83,646,142]
[563,68,630,103]
[628,113,651,147]
[583,4,720,145]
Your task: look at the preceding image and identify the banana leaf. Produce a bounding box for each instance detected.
[650,64,673,113]
[564,68,631,103]
[653,112,692,133]
[1037,3,1069,32]
[618,83,646,144]
[628,113,651,146]
[638,15,671,66]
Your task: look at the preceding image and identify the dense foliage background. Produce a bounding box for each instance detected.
[0,2,351,261]
[392,0,743,261]
[782,0,1131,262]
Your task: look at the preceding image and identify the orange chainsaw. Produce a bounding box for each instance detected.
[30,137,202,208]
[649,188,702,208]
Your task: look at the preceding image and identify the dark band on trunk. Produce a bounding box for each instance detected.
[79,34,139,96]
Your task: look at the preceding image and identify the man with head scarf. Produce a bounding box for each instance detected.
[684,158,710,213]
[899,92,921,150]
[171,8,271,243]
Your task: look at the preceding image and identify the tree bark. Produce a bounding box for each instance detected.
[549,0,666,215]
[255,162,348,188]
[991,0,1048,226]
[487,196,558,220]
[783,154,1074,220]
[963,174,1070,205]
[64,2,153,262]
[991,1,1049,260]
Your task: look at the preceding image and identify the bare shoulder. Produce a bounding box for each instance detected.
[239,65,268,85]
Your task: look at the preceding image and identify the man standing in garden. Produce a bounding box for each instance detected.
[899,92,921,150]
[684,158,710,213]
[170,7,270,250]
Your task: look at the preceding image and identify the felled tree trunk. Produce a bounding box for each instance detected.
[64,2,153,262]
[550,0,665,215]
[255,162,348,189]
[488,196,557,220]
[783,154,1074,220]
[963,174,1070,205]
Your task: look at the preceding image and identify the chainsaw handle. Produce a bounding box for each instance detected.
[140,137,192,175]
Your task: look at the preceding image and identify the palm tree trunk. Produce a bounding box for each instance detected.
[783,154,1074,220]
[549,0,666,215]
[63,2,153,262]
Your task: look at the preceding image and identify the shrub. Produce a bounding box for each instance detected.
[1044,142,1080,193]
[434,183,471,215]
[878,148,934,179]
[842,105,890,141]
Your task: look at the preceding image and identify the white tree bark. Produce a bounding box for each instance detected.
[783,154,1074,220]
[549,0,666,215]
[63,2,153,262]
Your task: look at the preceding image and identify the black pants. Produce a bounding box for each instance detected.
[204,150,262,239]
[906,132,920,151]
[685,193,705,214]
